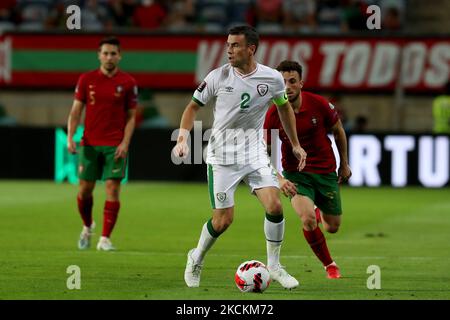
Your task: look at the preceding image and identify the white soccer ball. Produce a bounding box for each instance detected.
[234,260,271,293]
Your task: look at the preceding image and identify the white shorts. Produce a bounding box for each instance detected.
[207,163,279,209]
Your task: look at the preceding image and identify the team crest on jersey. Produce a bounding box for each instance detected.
[216,192,227,202]
[115,85,123,97]
[197,81,207,92]
[257,84,269,96]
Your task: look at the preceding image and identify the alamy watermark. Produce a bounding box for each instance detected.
[66,5,81,30]
[171,121,281,166]
[366,265,381,289]
[366,5,381,30]
[66,265,81,290]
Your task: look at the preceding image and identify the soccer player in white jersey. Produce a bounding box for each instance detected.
[173,25,307,289]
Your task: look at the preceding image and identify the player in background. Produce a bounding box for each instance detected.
[67,36,138,251]
[173,26,307,289]
[264,60,351,279]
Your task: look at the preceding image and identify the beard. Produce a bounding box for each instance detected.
[288,93,299,103]
[103,63,116,72]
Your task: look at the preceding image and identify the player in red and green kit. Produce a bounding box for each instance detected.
[67,36,138,251]
[264,60,351,279]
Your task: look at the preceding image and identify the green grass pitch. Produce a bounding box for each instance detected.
[0,181,449,300]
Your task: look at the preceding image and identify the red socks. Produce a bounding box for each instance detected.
[102,201,120,238]
[303,226,333,266]
[77,196,93,227]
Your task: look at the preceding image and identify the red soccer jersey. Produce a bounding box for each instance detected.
[264,91,340,174]
[74,69,138,146]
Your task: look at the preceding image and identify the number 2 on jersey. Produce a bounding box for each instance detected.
[240,93,250,109]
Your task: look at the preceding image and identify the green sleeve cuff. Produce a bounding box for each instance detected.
[192,96,205,107]
[273,93,288,107]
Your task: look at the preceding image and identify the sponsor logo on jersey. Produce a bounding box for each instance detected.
[225,86,234,93]
[257,84,269,96]
[197,81,207,92]
[329,102,335,110]
[311,117,318,126]
[216,192,227,202]
[133,85,138,95]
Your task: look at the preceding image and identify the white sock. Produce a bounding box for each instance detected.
[264,218,285,270]
[192,222,217,264]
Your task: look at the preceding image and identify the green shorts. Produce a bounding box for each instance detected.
[78,146,127,181]
[283,171,342,216]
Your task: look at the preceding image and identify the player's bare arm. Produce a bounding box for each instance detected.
[67,99,84,154]
[331,119,352,183]
[114,108,136,161]
[278,172,297,198]
[173,99,201,158]
[276,101,307,171]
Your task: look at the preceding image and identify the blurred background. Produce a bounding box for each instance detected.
[0,0,449,186]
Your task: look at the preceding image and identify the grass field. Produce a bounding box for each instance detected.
[0,181,449,300]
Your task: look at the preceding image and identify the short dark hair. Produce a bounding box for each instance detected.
[276,60,303,79]
[99,36,120,51]
[228,25,259,53]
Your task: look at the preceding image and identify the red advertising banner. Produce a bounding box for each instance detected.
[0,33,448,93]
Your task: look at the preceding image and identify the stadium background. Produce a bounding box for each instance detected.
[0,0,449,300]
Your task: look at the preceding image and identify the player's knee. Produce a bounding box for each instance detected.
[325,223,340,234]
[79,182,94,197]
[302,213,317,230]
[78,187,94,199]
[266,200,283,215]
[105,183,120,200]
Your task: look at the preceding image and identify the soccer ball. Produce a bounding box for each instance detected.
[234,260,271,293]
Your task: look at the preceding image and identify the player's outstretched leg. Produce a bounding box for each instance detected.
[185,217,223,287]
[265,213,299,289]
[320,213,342,279]
[303,227,341,278]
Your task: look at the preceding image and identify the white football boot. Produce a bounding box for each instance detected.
[78,222,95,250]
[184,248,203,287]
[269,264,299,289]
[96,236,116,251]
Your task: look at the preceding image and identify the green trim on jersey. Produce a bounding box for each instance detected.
[273,92,288,107]
[283,171,342,216]
[207,164,216,209]
[192,96,205,107]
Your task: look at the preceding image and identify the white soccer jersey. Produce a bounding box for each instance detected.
[193,63,287,165]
